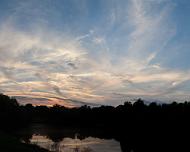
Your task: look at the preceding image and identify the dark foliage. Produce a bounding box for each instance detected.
[1,93,190,151]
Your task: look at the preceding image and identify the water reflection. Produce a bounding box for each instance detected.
[28,133,121,152]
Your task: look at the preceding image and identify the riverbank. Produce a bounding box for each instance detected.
[0,131,49,152]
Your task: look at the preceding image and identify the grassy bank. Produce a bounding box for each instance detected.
[0,132,49,152]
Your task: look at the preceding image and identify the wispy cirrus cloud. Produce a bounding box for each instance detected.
[0,0,190,106]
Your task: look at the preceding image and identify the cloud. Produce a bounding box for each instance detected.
[0,0,189,106]
[93,37,105,44]
[8,91,100,107]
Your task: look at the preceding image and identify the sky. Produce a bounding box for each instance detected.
[0,0,190,107]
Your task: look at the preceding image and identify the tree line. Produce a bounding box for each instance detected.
[1,93,190,151]
[1,93,190,128]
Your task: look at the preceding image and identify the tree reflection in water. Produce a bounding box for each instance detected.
[28,133,121,152]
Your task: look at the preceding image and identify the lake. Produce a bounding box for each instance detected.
[28,134,121,152]
[16,124,123,152]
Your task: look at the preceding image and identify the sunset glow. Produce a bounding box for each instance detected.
[0,0,190,106]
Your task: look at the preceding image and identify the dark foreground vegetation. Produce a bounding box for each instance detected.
[0,131,48,152]
[1,93,190,151]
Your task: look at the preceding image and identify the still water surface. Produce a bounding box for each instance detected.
[28,134,121,152]
[19,124,122,152]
